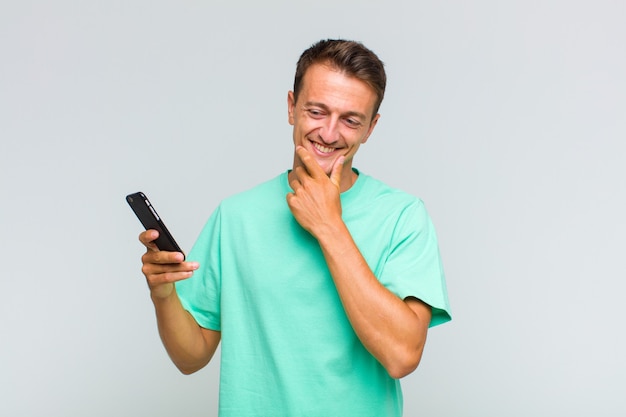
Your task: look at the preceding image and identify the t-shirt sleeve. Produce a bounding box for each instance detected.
[175,206,222,331]
[379,200,451,327]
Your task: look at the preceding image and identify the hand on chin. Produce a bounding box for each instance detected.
[297,148,336,177]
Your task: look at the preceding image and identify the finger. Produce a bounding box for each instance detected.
[139,229,159,248]
[329,155,345,188]
[143,266,197,287]
[295,146,325,178]
[142,259,199,276]
[142,249,186,265]
[290,166,314,195]
[288,179,300,194]
[291,165,309,185]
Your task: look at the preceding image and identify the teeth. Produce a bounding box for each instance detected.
[313,142,335,154]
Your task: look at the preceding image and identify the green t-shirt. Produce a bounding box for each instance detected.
[176,170,451,417]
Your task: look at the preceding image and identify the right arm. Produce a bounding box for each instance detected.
[140,229,221,375]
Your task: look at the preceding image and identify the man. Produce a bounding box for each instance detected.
[139,39,451,416]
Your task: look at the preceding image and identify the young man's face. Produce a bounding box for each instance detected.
[288,63,380,184]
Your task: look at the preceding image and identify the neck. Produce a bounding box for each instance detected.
[339,165,358,192]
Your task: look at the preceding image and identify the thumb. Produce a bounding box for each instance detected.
[330,156,345,188]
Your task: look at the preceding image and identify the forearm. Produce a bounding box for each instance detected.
[151,289,220,375]
[316,221,431,379]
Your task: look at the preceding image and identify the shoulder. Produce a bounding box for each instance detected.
[220,172,288,210]
[350,170,425,211]
[211,172,291,225]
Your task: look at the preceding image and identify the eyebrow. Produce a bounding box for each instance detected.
[304,101,368,122]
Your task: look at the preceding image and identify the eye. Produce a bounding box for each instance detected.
[305,108,325,118]
[343,118,362,128]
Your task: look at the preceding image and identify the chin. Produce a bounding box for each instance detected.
[316,160,335,176]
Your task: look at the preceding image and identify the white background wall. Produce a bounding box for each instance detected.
[1,1,624,416]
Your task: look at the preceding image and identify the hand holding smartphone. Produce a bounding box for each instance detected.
[126,192,185,259]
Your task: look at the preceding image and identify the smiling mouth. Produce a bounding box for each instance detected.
[312,141,336,154]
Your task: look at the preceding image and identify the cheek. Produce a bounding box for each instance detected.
[343,131,367,148]
[345,142,361,156]
[299,120,324,137]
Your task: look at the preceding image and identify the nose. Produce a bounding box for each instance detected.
[319,116,340,144]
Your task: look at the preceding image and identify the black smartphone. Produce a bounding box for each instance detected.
[126,192,185,259]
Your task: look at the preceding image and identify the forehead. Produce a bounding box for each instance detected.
[298,63,377,115]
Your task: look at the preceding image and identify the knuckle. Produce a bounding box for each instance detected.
[141,263,152,277]
[141,251,154,265]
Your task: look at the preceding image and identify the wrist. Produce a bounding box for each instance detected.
[150,283,176,304]
[313,217,350,246]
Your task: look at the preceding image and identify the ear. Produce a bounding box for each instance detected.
[361,113,380,145]
[287,91,296,126]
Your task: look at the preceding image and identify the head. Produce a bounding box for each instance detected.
[293,39,386,118]
[288,40,387,191]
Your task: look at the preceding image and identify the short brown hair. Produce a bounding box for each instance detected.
[293,39,387,116]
